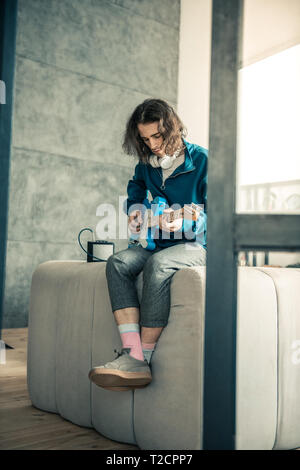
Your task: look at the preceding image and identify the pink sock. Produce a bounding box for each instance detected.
[118,324,144,362]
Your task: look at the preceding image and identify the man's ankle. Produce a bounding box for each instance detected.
[114,307,139,325]
[141,326,164,344]
[118,323,144,362]
[142,342,156,364]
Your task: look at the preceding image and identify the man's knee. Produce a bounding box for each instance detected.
[143,253,171,277]
[106,248,140,278]
[106,251,127,277]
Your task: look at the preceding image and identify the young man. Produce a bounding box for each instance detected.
[88,98,207,390]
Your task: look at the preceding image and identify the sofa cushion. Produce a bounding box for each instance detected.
[258,268,300,450]
[133,266,278,450]
[28,260,136,442]
[28,260,300,450]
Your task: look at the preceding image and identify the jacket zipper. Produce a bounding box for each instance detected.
[157,167,195,191]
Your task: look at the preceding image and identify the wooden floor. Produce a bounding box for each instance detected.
[0,328,138,450]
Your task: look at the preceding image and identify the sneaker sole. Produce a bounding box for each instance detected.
[98,384,149,392]
[88,369,152,388]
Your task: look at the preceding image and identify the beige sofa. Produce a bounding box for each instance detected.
[27,260,300,450]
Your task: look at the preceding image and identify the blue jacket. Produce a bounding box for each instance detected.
[125,139,208,249]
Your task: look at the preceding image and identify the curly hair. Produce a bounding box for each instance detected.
[122,98,188,164]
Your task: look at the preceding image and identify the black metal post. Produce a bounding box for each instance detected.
[203,0,243,449]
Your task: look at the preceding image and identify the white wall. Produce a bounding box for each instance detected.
[177,0,212,149]
[177,0,300,266]
[237,0,300,187]
[242,0,300,67]
[178,0,300,187]
[237,43,300,186]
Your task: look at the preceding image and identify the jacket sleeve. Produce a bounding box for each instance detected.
[193,152,207,244]
[123,163,148,215]
[193,152,208,241]
[182,150,207,243]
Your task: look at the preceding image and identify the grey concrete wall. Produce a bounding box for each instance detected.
[3,0,180,328]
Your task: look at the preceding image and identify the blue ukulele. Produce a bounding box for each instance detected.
[128,196,201,251]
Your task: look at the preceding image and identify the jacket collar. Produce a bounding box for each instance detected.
[168,138,195,176]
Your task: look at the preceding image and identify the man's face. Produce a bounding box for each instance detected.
[137,121,165,157]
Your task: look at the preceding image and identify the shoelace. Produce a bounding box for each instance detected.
[113,348,150,368]
[113,349,122,359]
[113,348,131,359]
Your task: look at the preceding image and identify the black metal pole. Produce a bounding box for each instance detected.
[203,0,243,449]
[0,0,18,343]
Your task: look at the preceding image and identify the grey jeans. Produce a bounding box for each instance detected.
[105,242,206,328]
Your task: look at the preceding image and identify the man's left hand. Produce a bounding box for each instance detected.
[159,209,183,232]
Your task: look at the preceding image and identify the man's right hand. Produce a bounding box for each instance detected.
[128,210,143,233]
